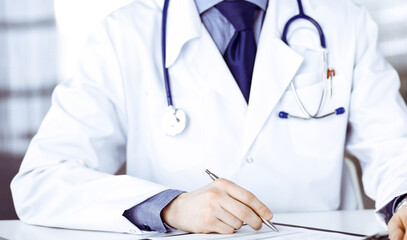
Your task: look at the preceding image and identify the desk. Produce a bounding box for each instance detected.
[0,210,385,240]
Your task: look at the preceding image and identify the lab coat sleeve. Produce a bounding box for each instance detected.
[345,6,407,223]
[10,21,169,234]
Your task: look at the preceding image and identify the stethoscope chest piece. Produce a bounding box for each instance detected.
[162,105,187,136]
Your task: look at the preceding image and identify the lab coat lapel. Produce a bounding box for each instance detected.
[189,28,248,112]
[162,0,247,111]
[162,0,305,155]
[242,0,304,155]
[163,0,201,67]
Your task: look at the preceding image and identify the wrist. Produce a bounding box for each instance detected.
[395,197,407,214]
[162,192,185,228]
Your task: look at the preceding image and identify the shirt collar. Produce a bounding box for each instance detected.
[194,0,268,14]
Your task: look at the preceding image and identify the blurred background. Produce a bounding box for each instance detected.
[0,0,406,220]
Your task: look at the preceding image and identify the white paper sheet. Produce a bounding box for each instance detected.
[143,224,365,240]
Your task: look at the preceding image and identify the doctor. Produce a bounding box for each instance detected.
[10,0,407,238]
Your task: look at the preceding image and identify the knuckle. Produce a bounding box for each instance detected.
[246,192,256,202]
[201,215,215,227]
[244,192,256,203]
[204,203,216,213]
[205,189,221,200]
[237,208,251,220]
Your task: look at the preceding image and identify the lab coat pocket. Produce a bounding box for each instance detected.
[280,80,344,158]
[290,71,324,91]
[147,93,205,172]
[288,113,341,158]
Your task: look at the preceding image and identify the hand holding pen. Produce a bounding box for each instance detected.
[205,169,278,232]
[162,169,277,234]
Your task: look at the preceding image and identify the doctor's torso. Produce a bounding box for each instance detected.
[80,0,359,212]
[41,0,398,213]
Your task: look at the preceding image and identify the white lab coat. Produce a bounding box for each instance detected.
[11,0,407,234]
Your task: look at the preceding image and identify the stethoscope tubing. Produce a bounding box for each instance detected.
[281,0,326,48]
[279,0,345,120]
[161,0,344,125]
[161,0,173,107]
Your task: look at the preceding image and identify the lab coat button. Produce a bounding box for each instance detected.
[143,225,152,231]
[246,157,254,163]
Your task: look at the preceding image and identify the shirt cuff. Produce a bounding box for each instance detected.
[123,189,184,233]
[381,193,407,223]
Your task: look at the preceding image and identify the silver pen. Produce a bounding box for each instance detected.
[205,169,279,232]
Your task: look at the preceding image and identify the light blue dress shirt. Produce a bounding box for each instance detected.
[198,0,268,54]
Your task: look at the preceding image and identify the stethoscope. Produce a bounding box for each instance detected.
[161,0,346,136]
[278,0,345,120]
[161,0,187,136]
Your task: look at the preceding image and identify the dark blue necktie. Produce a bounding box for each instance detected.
[216,1,259,103]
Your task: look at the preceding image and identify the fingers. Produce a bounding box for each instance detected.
[162,178,272,234]
[215,207,244,230]
[213,178,273,231]
[209,219,235,234]
[220,194,262,230]
[199,199,238,234]
[217,178,273,220]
